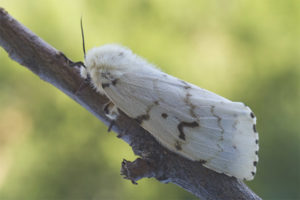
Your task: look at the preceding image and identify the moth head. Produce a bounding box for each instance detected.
[79,44,135,93]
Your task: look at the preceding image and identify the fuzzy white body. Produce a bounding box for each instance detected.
[80,44,259,180]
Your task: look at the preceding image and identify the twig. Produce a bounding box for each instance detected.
[0,8,261,200]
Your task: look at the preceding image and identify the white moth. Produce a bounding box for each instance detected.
[80,44,259,181]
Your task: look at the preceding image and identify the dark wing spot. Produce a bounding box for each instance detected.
[119,52,124,56]
[177,121,199,141]
[180,80,191,89]
[102,83,110,88]
[251,171,256,176]
[135,102,158,124]
[255,139,259,144]
[135,114,150,124]
[161,113,168,119]
[199,160,207,164]
[253,124,257,133]
[232,145,237,149]
[112,79,118,86]
[175,141,182,150]
[178,132,185,140]
[219,136,224,141]
[253,161,257,166]
[210,105,224,134]
[255,151,258,155]
[250,112,255,118]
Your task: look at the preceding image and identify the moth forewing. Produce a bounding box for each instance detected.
[82,44,259,181]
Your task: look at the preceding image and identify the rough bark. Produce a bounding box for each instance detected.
[0,8,261,200]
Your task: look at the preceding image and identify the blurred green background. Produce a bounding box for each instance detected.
[0,0,299,199]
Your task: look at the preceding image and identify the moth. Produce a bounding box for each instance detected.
[77,44,259,181]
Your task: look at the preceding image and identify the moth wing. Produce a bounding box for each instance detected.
[103,71,259,180]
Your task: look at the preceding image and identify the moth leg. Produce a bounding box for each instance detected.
[104,101,120,132]
[107,120,115,132]
[104,101,119,120]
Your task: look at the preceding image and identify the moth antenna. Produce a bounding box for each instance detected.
[80,16,86,59]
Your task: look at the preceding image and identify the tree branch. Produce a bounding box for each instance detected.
[0,8,261,200]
